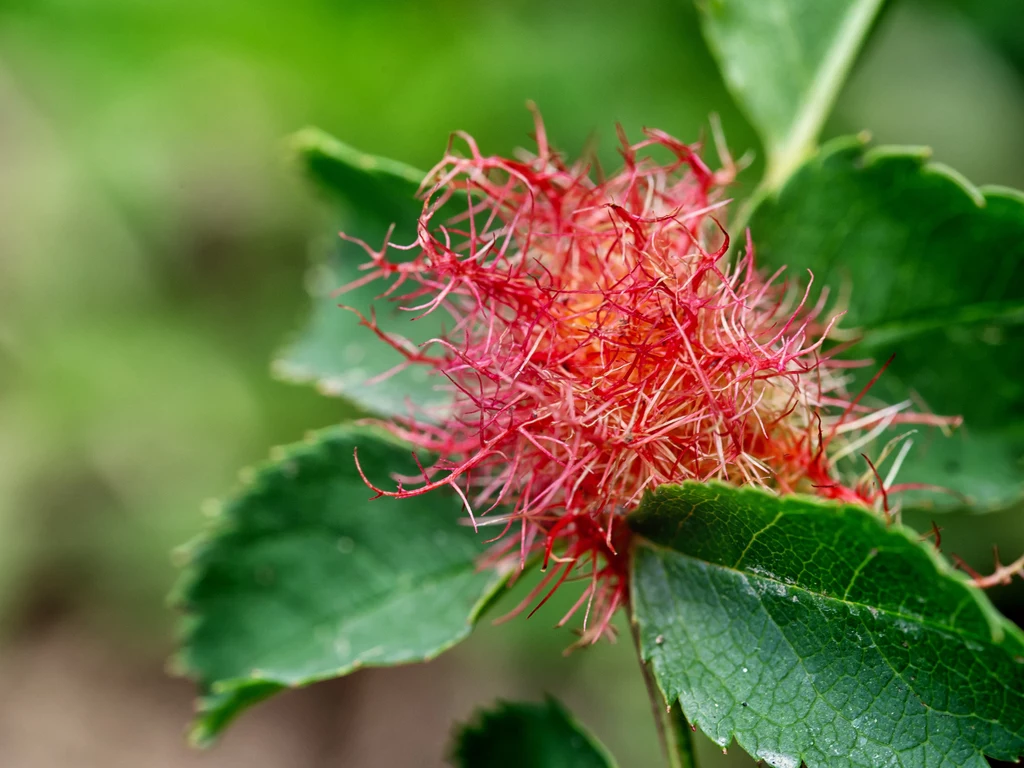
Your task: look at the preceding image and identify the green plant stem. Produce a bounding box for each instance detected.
[630,621,698,768]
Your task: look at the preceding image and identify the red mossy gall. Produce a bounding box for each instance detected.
[344,112,957,643]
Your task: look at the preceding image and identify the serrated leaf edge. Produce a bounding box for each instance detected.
[272,129,438,405]
[169,422,509,746]
[759,137,1024,512]
[773,137,1024,345]
[629,479,1024,767]
[449,696,619,768]
[632,480,1024,645]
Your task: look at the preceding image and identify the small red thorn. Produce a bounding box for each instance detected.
[920,521,943,550]
[860,453,890,522]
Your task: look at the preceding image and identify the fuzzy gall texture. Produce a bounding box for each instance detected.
[345,118,953,643]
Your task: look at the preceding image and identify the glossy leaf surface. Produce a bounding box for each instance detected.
[748,138,1024,510]
[174,425,505,743]
[274,129,448,415]
[452,698,617,768]
[630,482,1024,768]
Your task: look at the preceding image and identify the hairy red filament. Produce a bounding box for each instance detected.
[953,548,1024,589]
[344,114,959,640]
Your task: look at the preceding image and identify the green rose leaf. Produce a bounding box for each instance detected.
[172,424,507,744]
[629,482,1024,768]
[748,137,1024,511]
[451,698,618,768]
[696,0,885,189]
[274,128,450,415]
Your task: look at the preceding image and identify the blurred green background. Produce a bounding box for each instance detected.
[1,0,1022,765]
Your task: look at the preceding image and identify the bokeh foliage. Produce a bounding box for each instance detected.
[1,0,1023,766]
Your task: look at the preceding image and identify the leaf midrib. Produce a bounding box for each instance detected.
[642,543,1020,758]
[762,0,885,190]
[857,298,1024,349]
[636,537,995,647]
[648,551,949,764]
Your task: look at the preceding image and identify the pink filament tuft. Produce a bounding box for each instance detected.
[343,115,956,642]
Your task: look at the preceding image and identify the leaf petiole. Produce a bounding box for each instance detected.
[630,619,698,768]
